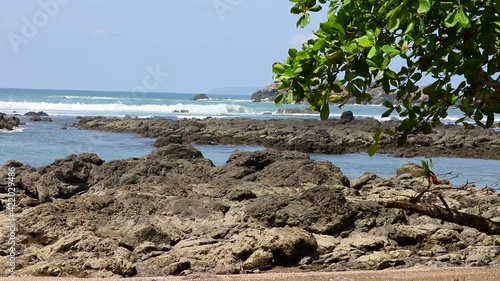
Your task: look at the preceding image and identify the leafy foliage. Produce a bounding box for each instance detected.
[420,159,434,179]
[273,0,499,144]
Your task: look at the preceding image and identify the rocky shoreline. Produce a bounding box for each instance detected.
[76,117,500,160]
[0,144,499,277]
[1,116,499,278]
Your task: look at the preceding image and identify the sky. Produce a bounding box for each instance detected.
[0,0,325,94]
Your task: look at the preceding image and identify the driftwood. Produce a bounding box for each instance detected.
[380,200,500,235]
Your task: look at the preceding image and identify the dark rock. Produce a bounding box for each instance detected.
[29,116,53,122]
[149,144,204,160]
[247,186,357,235]
[396,163,423,178]
[191,93,209,100]
[376,259,406,270]
[227,189,257,201]
[1,142,499,276]
[153,135,183,147]
[251,84,284,102]
[242,249,273,270]
[76,117,500,160]
[21,153,105,202]
[340,110,354,122]
[0,113,21,131]
[24,111,49,116]
[166,261,191,275]
[351,172,377,190]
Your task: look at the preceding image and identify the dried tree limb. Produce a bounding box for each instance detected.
[380,200,500,235]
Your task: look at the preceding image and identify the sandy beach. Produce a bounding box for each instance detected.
[3,267,500,281]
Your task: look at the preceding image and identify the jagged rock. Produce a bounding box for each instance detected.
[0,113,21,131]
[76,117,500,160]
[29,116,53,122]
[340,110,354,122]
[166,261,191,275]
[154,135,183,147]
[396,163,423,177]
[251,84,283,102]
[352,172,377,190]
[24,111,49,116]
[242,249,273,270]
[191,94,209,100]
[0,141,499,277]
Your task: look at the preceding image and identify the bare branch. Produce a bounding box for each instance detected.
[379,200,500,235]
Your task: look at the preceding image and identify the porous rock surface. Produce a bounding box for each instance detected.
[77,117,500,159]
[0,145,499,278]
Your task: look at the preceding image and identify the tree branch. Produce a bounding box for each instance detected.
[379,200,500,235]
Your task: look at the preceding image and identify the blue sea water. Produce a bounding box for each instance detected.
[1,88,499,189]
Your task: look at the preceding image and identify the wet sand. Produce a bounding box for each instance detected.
[3,267,500,281]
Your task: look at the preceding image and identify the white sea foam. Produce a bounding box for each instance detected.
[0,127,24,133]
[0,101,255,116]
[48,95,124,100]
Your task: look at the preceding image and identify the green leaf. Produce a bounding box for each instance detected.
[357,35,373,48]
[444,10,458,28]
[404,21,415,34]
[274,94,284,105]
[367,46,377,59]
[457,8,470,28]
[422,121,432,134]
[272,63,286,74]
[387,15,401,31]
[382,56,391,69]
[417,0,431,14]
[329,95,344,103]
[320,21,346,39]
[285,91,294,104]
[381,108,394,118]
[382,45,400,55]
[367,143,378,156]
[373,128,382,142]
[474,110,484,123]
[297,13,310,28]
[382,100,394,108]
[385,69,397,79]
[313,38,326,51]
[309,5,322,12]
[320,102,330,120]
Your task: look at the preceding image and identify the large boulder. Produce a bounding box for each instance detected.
[246,186,357,235]
[21,153,105,202]
[191,93,209,100]
[29,116,53,122]
[24,111,49,116]
[0,113,22,131]
[251,84,284,102]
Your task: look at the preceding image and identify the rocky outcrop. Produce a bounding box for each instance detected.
[251,84,285,102]
[77,117,500,160]
[0,113,22,131]
[29,116,53,122]
[191,94,209,101]
[24,111,49,116]
[340,110,354,123]
[0,146,498,277]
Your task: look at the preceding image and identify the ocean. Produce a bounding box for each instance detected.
[1,88,499,189]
